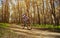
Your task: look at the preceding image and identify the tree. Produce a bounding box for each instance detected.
[2,0,9,23]
[36,0,40,24]
[50,0,58,25]
[25,0,30,17]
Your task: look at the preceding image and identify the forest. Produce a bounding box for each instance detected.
[0,0,60,26]
[0,0,60,38]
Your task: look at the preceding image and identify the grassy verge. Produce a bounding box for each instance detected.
[0,23,10,28]
[0,23,10,38]
[32,24,60,29]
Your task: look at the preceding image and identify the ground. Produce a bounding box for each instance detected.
[0,24,60,38]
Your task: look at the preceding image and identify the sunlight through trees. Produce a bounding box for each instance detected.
[0,0,60,25]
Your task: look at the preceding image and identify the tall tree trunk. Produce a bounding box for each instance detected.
[32,1,36,24]
[36,4,40,24]
[42,0,46,24]
[50,0,57,25]
[1,1,4,22]
[25,0,30,17]
[18,0,20,23]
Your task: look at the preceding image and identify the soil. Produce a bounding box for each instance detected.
[0,24,60,38]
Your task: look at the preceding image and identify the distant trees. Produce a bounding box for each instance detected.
[1,0,9,23]
[0,0,60,25]
[50,0,60,25]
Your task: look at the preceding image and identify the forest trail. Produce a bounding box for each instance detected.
[9,24,60,38]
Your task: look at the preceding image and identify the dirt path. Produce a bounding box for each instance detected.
[9,24,60,38]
